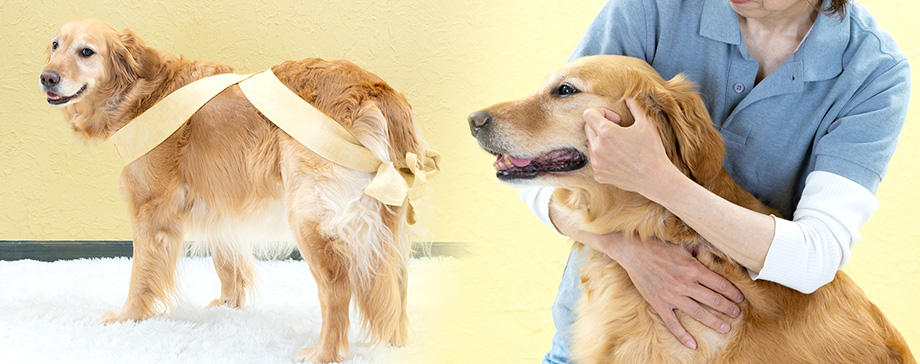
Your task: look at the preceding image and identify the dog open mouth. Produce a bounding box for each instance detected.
[46,85,87,105]
[492,148,587,180]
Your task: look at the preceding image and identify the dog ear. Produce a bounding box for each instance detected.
[630,74,725,185]
[108,29,156,85]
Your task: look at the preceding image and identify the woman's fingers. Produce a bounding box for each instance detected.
[584,119,598,141]
[655,304,697,349]
[583,108,615,141]
[618,238,742,351]
[584,107,622,126]
[598,107,623,125]
[696,264,745,304]
[690,284,740,319]
[624,97,648,118]
[676,297,731,334]
[584,107,624,146]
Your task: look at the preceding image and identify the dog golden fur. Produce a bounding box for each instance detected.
[41,18,428,363]
[470,55,915,363]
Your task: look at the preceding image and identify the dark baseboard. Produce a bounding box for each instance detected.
[0,241,133,262]
[0,241,469,262]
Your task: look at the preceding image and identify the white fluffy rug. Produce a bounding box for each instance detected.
[0,256,446,364]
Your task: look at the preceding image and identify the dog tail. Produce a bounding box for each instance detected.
[373,86,425,167]
[351,203,411,347]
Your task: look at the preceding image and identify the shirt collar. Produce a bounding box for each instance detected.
[700,0,743,45]
[797,8,848,81]
[699,0,849,81]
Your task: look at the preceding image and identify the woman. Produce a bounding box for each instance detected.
[521,0,911,362]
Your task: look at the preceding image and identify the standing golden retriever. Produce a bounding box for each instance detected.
[40,18,429,363]
[470,55,914,363]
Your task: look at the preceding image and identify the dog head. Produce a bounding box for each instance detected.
[469,55,725,191]
[40,18,152,108]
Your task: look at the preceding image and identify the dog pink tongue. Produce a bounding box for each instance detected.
[508,156,534,167]
[47,92,61,100]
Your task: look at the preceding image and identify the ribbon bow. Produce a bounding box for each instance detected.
[364,150,441,224]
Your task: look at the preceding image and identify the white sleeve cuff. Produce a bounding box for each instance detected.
[750,171,878,293]
[750,216,831,293]
[519,186,558,232]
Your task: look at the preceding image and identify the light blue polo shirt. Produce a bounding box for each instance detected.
[571,0,910,217]
[544,1,911,363]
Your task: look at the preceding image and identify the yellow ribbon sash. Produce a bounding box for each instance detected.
[111,72,255,162]
[109,70,439,220]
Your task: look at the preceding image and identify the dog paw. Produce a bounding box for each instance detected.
[388,317,409,347]
[206,297,242,309]
[388,329,408,347]
[97,310,145,324]
[292,347,344,363]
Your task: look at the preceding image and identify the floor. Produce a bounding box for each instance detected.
[0,256,452,364]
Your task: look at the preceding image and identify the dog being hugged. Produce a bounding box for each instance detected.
[40,18,436,363]
[469,55,914,363]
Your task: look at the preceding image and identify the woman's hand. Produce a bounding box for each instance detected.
[583,99,676,195]
[580,101,744,348]
[552,209,744,349]
[551,206,744,350]
[607,234,744,350]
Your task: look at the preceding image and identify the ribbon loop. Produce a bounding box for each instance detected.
[364,161,409,206]
[389,149,441,225]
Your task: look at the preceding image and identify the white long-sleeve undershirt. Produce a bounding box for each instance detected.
[519,171,878,294]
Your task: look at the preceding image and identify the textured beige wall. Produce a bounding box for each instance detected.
[1,0,918,362]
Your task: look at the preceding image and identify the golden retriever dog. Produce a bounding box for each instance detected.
[40,18,429,363]
[469,55,914,363]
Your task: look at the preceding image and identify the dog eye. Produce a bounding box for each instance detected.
[51,41,58,51]
[80,48,95,57]
[555,83,579,97]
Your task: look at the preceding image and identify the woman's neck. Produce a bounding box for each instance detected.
[739,3,817,43]
[738,4,818,83]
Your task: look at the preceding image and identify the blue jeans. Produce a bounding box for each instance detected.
[542,246,587,364]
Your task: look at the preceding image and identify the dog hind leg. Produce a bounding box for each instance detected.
[290,219,352,364]
[352,206,409,347]
[350,257,404,347]
[392,262,409,346]
[206,242,255,309]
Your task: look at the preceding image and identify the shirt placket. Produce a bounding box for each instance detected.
[720,43,758,130]
[723,45,806,133]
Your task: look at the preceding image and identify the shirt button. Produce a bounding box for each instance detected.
[733,82,745,93]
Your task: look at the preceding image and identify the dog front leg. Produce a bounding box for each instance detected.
[99,200,184,324]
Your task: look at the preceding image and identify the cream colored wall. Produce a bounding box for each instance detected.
[1,0,917,362]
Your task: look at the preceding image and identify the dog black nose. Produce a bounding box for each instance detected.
[40,71,61,87]
[468,110,492,137]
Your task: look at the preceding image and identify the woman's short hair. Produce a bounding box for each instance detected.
[823,0,851,18]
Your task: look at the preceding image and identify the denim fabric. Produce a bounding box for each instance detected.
[542,247,585,364]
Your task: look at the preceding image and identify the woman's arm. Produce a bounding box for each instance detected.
[581,105,775,270]
[549,205,743,349]
[520,186,744,349]
[583,103,878,293]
